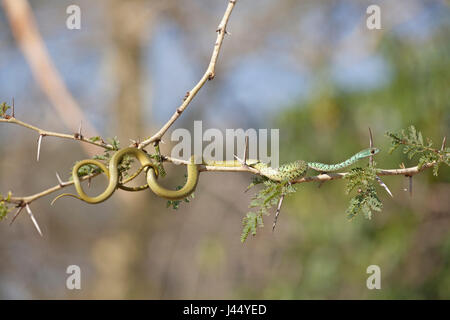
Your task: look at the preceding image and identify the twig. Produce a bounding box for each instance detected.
[0,158,440,212]
[137,0,237,149]
[4,172,100,206]
[0,117,112,149]
[292,162,436,184]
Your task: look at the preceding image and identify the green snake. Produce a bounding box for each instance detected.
[203,147,379,181]
[52,147,379,204]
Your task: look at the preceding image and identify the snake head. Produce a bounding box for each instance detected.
[361,147,380,158]
[370,147,380,155]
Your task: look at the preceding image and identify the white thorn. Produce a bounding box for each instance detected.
[273,194,285,232]
[78,120,82,136]
[233,154,245,166]
[55,172,64,185]
[376,176,393,198]
[25,204,43,237]
[37,134,43,162]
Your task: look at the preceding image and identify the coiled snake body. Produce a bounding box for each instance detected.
[52,147,379,204]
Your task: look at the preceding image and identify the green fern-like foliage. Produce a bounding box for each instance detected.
[241,212,264,242]
[149,155,166,179]
[166,194,194,210]
[0,191,12,221]
[241,178,298,242]
[109,136,120,151]
[0,102,11,118]
[166,174,195,210]
[151,144,167,178]
[345,166,382,220]
[0,202,10,221]
[0,102,11,117]
[71,137,136,180]
[387,125,449,176]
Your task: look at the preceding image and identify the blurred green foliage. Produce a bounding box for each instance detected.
[236,29,449,298]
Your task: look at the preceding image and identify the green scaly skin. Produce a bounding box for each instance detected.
[53,147,378,204]
[52,147,158,204]
[146,156,199,200]
[203,148,379,181]
[203,159,308,182]
[307,148,379,172]
[52,148,198,204]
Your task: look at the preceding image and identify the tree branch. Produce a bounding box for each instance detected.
[2,0,102,156]
[0,117,113,150]
[6,172,100,206]
[1,0,240,209]
[291,162,436,184]
[1,156,438,207]
[137,0,237,149]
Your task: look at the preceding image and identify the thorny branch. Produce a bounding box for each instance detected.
[2,0,102,156]
[137,0,237,149]
[0,1,239,234]
[0,154,441,208]
[0,0,448,238]
[1,0,238,202]
[0,117,113,150]
[6,173,101,206]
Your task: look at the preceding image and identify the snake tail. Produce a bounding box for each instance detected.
[51,159,111,205]
[307,147,379,172]
[52,147,158,205]
[146,156,199,200]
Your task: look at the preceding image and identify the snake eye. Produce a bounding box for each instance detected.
[370,149,375,154]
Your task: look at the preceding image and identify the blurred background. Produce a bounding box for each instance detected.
[0,0,449,299]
